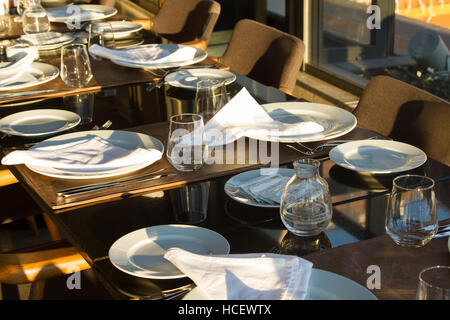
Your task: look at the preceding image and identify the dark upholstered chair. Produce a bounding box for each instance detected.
[353,75,450,165]
[217,19,305,95]
[151,0,221,50]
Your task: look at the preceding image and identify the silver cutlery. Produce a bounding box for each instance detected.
[0,89,57,99]
[57,171,177,198]
[91,120,112,130]
[289,136,379,156]
[134,283,196,300]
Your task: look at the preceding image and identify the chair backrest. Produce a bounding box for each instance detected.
[390,100,450,165]
[219,19,305,94]
[152,0,221,45]
[354,75,450,164]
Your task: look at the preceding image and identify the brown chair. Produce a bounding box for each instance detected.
[150,0,221,50]
[0,240,91,299]
[216,19,305,95]
[353,75,450,165]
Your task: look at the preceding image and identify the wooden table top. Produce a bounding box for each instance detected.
[4,123,385,213]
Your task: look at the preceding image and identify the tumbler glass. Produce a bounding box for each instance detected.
[167,113,205,172]
[416,266,450,300]
[385,175,437,248]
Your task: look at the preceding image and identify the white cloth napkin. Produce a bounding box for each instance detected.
[204,88,325,147]
[0,49,37,86]
[228,174,291,205]
[164,248,313,300]
[88,44,197,65]
[20,32,73,46]
[1,136,163,169]
[47,7,105,21]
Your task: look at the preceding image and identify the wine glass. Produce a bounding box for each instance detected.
[385,175,437,248]
[60,44,93,88]
[167,113,205,172]
[416,266,450,300]
[194,79,228,123]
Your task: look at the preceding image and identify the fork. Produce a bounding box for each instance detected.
[133,283,196,300]
[293,136,379,156]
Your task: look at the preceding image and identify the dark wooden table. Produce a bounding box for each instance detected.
[1,54,449,300]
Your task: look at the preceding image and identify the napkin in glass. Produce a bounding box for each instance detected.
[20,32,73,46]
[164,248,313,300]
[0,48,37,86]
[203,88,324,147]
[88,44,197,65]
[1,136,162,169]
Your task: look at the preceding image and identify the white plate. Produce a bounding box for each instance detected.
[329,140,427,174]
[0,109,80,137]
[18,33,75,51]
[109,225,230,279]
[165,68,236,90]
[224,168,294,208]
[245,102,357,143]
[0,62,59,91]
[184,268,378,300]
[47,4,117,23]
[26,130,164,179]
[110,44,208,69]
[86,21,143,40]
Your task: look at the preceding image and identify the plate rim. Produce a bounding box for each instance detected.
[244,101,357,143]
[0,109,81,137]
[47,4,118,22]
[329,140,427,174]
[108,224,231,279]
[183,268,378,300]
[224,168,295,208]
[164,68,237,89]
[109,44,208,69]
[0,62,59,91]
[25,129,164,179]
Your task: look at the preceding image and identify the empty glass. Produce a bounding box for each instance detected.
[280,159,332,237]
[167,113,205,172]
[87,22,115,60]
[416,266,450,300]
[60,44,93,88]
[22,0,50,34]
[194,79,228,123]
[169,181,210,224]
[0,0,10,36]
[385,175,437,248]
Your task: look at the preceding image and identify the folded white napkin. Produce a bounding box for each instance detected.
[228,174,291,204]
[1,136,162,169]
[47,7,105,21]
[0,49,37,86]
[20,32,73,46]
[164,248,313,300]
[88,44,197,65]
[204,88,324,147]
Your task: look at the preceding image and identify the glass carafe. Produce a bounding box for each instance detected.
[22,0,50,34]
[280,159,332,236]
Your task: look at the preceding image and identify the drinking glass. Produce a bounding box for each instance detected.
[194,79,228,123]
[167,113,205,172]
[22,0,50,34]
[87,22,115,60]
[385,175,437,248]
[280,159,332,237]
[0,0,10,36]
[416,266,450,300]
[60,44,93,88]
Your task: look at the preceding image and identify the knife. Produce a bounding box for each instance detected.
[0,89,58,99]
[57,172,177,198]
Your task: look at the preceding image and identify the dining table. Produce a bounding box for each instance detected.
[0,14,449,301]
